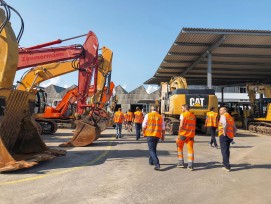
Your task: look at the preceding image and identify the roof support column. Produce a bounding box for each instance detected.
[207,51,212,89]
[221,87,224,104]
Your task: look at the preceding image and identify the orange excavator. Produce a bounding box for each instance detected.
[17,35,115,146]
[16,46,113,134]
[38,82,115,122]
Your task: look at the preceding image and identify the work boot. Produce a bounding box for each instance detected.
[177,161,185,168]
[187,166,194,171]
[187,162,194,171]
[115,135,118,139]
[222,167,231,172]
[154,164,160,170]
[209,142,213,147]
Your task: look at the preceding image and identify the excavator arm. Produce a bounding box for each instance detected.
[59,47,114,147]
[16,61,77,91]
[42,81,115,119]
[169,76,188,91]
[247,83,271,107]
[17,32,95,70]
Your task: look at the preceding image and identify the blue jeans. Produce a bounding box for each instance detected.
[220,135,233,169]
[147,136,160,165]
[135,123,142,139]
[115,123,122,137]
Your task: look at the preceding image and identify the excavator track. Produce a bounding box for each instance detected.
[36,119,58,134]
[164,117,180,135]
[248,121,271,136]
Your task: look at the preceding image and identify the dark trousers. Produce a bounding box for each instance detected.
[147,136,160,165]
[219,135,233,169]
[209,127,217,146]
[115,123,122,137]
[135,123,142,139]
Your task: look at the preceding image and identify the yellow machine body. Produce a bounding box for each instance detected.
[0,8,65,172]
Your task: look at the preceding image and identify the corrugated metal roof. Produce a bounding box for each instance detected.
[145,27,271,86]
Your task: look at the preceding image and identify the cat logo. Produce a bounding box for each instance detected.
[190,98,204,107]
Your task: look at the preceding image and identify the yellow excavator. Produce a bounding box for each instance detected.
[0,1,66,172]
[245,83,271,135]
[16,46,113,135]
[160,76,218,134]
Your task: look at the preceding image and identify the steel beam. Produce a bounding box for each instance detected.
[168,52,271,58]
[207,52,212,88]
[173,42,271,49]
[182,28,271,36]
[182,35,225,75]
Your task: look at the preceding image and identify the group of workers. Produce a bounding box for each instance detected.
[113,107,145,140]
[113,104,236,172]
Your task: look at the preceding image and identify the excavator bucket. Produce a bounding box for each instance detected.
[59,107,109,147]
[0,89,66,172]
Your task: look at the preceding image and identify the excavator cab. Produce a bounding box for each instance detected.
[252,98,271,118]
[35,89,47,114]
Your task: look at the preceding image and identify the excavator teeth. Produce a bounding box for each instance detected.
[0,90,66,172]
[59,107,110,147]
[59,121,100,147]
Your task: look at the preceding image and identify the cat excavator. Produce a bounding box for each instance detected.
[16,46,113,134]
[160,77,218,134]
[245,83,271,135]
[0,1,70,172]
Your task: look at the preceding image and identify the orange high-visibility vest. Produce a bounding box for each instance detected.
[205,111,218,127]
[126,111,134,122]
[218,112,235,139]
[179,111,196,138]
[134,111,144,123]
[144,112,163,138]
[114,111,124,123]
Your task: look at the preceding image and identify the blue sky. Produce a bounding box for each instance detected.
[9,0,271,93]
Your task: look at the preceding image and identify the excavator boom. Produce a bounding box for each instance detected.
[17,32,94,70]
[17,61,77,91]
[59,47,114,147]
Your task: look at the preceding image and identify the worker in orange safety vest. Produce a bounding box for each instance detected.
[124,111,128,130]
[113,108,125,139]
[126,109,134,132]
[134,107,144,140]
[205,107,218,148]
[176,104,196,171]
[142,105,165,171]
[218,106,237,172]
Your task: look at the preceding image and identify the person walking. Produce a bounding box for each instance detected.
[126,109,134,132]
[142,105,165,170]
[124,111,128,130]
[218,106,237,172]
[176,104,196,171]
[113,108,125,139]
[205,107,218,148]
[134,107,144,140]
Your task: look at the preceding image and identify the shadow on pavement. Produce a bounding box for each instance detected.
[159,164,177,171]
[231,163,271,171]
[3,148,171,175]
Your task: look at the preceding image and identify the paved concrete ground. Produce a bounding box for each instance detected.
[0,127,271,204]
